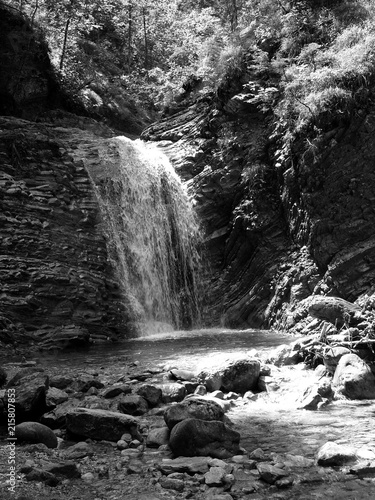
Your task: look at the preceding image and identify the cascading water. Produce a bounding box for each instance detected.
[86,136,202,334]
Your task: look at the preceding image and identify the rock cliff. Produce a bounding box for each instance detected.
[142,58,375,332]
[0,117,128,348]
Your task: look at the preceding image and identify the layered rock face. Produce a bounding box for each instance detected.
[143,64,375,330]
[0,118,127,347]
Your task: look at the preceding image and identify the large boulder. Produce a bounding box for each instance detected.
[65,407,140,442]
[323,346,351,374]
[169,418,241,459]
[15,421,58,448]
[164,397,225,430]
[308,296,362,328]
[332,353,375,399]
[199,358,260,394]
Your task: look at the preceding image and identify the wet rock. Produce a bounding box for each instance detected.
[323,346,351,374]
[267,344,301,367]
[15,421,58,448]
[160,383,186,403]
[298,386,324,410]
[118,394,149,416]
[199,358,260,394]
[169,418,241,459]
[316,441,357,466]
[146,426,170,447]
[258,375,280,393]
[65,407,140,441]
[256,463,288,484]
[136,384,162,406]
[101,384,131,398]
[158,456,210,475]
[164,397,225,430]
[332,353,375,399]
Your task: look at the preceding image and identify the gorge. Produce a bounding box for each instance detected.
[1,2,375,349]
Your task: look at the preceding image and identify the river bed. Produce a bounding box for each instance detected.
[6,327,375,461]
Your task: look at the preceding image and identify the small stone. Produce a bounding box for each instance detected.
[159,476,184,492]
[117,440,129,450]
[204,466,226,485]
[194,385,207,396]
[82,472,95,481]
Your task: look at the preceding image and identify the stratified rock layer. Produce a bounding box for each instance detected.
[142,61,375,330]
[0,118,127,347]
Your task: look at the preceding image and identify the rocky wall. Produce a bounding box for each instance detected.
[143,65,375,331]
[0,117,128,349]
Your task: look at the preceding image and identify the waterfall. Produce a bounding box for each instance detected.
[87,136,202,334]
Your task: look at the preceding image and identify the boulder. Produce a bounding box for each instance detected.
[316,441,357,466]
[136,384,162,406]
[199,359,260,394]
[15,421,58,448]
[169,418,241,458]
[309,296,362,328]
[65,407,140,442]
[332,353,375,399]
[323,346,351,374]
[118,395,149,416]
[164,397,225,430]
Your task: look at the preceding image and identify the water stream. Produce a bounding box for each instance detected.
[20,328,375,462]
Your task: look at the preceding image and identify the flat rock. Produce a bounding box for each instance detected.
[158,456,210,475]
[65,407,140,441]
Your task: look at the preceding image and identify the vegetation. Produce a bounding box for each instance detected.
[3,0,375,145]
